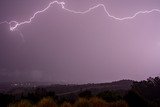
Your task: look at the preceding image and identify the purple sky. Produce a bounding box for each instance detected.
[0,0,160,83]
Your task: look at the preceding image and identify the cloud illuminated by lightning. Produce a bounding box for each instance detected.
[1,1,160,31]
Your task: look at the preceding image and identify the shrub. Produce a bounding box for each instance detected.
[8,100,32,107]
[36,97,57,107]
[61,102,72,107]
[109,100,128,107]
[89,97,108,107]
[74,98,91,107]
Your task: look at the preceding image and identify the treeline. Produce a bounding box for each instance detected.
[127,76,160,107]
[0,77,160,107]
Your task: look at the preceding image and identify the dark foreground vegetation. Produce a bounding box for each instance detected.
[0,77,160,107]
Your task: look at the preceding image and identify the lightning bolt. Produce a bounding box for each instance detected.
[1,1,160,32]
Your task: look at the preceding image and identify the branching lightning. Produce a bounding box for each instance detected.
[1,1,160,32]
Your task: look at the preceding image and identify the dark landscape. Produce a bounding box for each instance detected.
[0,77,160,107]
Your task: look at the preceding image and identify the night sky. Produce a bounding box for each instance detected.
[0,0,160,83]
